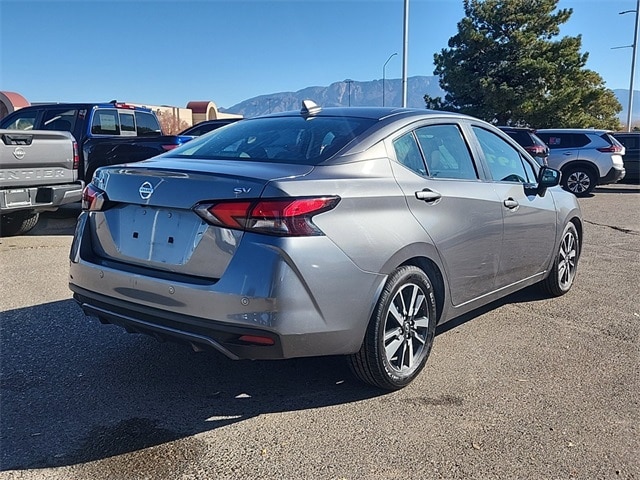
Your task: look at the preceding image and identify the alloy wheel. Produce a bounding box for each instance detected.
[566,171,591,194]
[383,283,431,375]
[558,230,578,290]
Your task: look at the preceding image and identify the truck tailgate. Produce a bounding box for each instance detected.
[0,129,78,188]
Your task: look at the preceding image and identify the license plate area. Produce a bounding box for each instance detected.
[3,188,31,207]
[111,205,207,265]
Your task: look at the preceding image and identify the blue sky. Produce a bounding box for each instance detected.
[0,0,637,109]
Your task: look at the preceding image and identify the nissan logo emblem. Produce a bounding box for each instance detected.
[139,181,154,200]
[13,147,26,160]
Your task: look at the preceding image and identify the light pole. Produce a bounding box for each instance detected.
[402,0,409,107]
[618,1,640,131]
[383,52,398,107]
[345,79,353,106]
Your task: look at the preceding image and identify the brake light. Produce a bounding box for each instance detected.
[597,145,623,153]
[72,141,79,169]
[111,102,136,110]
[82,184,108,211]
[161,144,180,151]
[194,196,340,236]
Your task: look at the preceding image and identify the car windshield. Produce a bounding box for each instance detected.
[170,115,377,165]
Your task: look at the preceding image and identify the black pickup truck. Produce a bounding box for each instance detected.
[0,101,193,183]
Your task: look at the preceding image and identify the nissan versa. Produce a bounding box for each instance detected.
[69,102,582,390]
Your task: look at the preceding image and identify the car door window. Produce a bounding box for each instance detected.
[2,111,38,130]
[91,109,120,135]
[42,109,77,132]
[473,126,532,183]
[415,124,477,179]
[136,111,162,135]
[392,132,427,176]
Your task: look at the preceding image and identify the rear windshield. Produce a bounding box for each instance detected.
[505,130,535,147]
[170,116,377,165]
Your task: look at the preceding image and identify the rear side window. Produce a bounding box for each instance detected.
[537,132,590,149]
[393,132,427,176]
[172,116,376,165]
[42,109,77,132]
[505,130,534,147]
[135,111,161,135]
[91,109,120,135]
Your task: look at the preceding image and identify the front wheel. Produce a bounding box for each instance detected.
[348,265,437,390]
[562,167,596,196]
[541,222,580,297]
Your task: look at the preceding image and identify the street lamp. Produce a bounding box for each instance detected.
[383,53,398,107]
[401,0,409,107]
[345,79,353,106]
[618,1,640,131]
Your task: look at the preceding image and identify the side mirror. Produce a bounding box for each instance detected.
[537,166,560,196]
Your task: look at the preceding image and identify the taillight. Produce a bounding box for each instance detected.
[161,144,180,151]
[597,145,623,153]
[72,141,79,169]
[82,184,108,211]
[194,196,340,236]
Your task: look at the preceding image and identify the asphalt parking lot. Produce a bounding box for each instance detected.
[1,183,638,480]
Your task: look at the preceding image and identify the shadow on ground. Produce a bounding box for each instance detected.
[0,282,546,471]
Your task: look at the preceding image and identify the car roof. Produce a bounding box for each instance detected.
[13,102,153,112]
[497,126,535,132]
[261,105,470,122]
[535,128,612,134]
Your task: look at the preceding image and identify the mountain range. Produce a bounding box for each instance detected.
[222,75,640,125]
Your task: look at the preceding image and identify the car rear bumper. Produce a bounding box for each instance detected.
[599,166,625,185]
[0,181,84,213]
[69,214,386,360]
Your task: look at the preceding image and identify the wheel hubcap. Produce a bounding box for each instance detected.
[567,172,591,193]
[558,231,577,290]
[383,283,430,375]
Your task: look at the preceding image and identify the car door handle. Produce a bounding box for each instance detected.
[415,189,442,202]
[504,198,519,209]
[563,152,573,156]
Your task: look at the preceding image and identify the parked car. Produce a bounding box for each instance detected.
[179,118,243,137]
[611,131,640,183]
[497,126,549,166]
[535,128,626,195]
[70,101,582,390]
[1,129,82,236]
[0,102,194,182]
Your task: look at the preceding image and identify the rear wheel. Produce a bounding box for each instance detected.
[348,265,437,390]
[562,167,596,196]
[541,223,580,297]
[0,211,40,237]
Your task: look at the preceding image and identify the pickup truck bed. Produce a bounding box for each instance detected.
[0,129,83,236]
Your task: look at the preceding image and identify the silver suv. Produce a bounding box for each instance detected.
[535,129,626,195]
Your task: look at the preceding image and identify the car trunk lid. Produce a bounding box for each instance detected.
[88,159,313,279]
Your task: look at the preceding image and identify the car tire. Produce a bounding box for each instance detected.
[0,211,40,237]
[562,166,596,196]
[541,222,580,297]
[348,265,437,390]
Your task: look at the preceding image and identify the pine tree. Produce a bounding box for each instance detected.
[424,0,622,129]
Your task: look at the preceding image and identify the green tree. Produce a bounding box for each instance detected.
[425,0,622,129]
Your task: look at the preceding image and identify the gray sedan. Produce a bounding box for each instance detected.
[69,102,582,390]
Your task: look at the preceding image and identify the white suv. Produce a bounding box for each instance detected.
[535,129,626,195]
